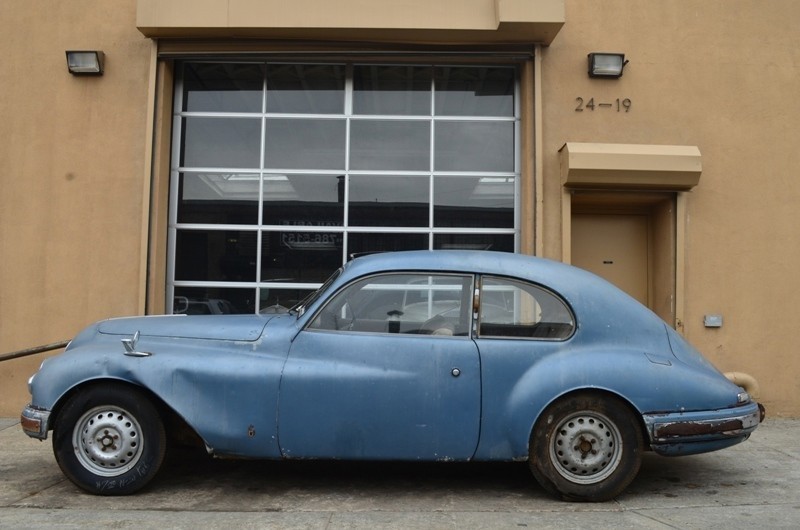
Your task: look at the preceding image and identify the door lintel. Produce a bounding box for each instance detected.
[559,142,701,191]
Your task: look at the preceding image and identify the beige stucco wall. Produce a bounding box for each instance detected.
[1,0,798,417]
[540,0,800,416]
[0,1,152,414]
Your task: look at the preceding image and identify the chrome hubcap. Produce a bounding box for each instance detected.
[550,411,623,484]
[73,406,143,477]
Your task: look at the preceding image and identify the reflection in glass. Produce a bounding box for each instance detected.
[175,230,257,282]
[348,232,428,255]
[353,65,432,116]
[182,117,262,168]
[349,175,429,227]
[259,288,314,314]
[261,230,343,283]
[434,233,514,252]
[435,66,515,117]
[178,173,259,225]
[309,273,470,335]
[262,174,344,226]
[173,286,255,315]
[434,176,514,228]
[479,276,574,339]
[434,121,514,173]
[264,119,346,170]
[266,64,345,114]
[182,63,264,113]
[173,61,520,314]
[350,120,430,171]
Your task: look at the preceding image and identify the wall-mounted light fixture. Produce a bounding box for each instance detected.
[588,53,628,78]
[66,51,104,75]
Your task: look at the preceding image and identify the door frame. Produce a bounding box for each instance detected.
[557,142,701,335]
[565,192,684,330]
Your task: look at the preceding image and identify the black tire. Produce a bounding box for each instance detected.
[529,393,643,502]
[52,383,166,495]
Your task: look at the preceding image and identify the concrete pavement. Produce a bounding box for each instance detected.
[1,417,798,529]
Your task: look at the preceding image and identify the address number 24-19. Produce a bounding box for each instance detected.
[575,98,631,112]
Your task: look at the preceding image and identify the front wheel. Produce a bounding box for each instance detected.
[529,393,643,502]
[52,383,166,495]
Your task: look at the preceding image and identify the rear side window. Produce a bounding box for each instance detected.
[478,276,574,340]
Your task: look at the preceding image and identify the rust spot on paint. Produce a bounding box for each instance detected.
[656,419,743,438]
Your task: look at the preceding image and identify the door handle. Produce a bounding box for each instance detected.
[451,368,461,377]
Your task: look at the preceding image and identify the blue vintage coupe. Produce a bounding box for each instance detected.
[21,251,764,501]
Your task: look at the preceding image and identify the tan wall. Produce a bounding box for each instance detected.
[541,0,800,416]
[2,0,799,417]
[0,1,151,414]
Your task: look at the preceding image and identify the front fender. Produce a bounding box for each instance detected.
[29,330,291,458]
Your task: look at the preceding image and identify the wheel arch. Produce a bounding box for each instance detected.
[487,345,670,460]
[49,378,206,450]
[527,388,648,455]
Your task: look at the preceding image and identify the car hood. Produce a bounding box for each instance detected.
[97,314,274,342]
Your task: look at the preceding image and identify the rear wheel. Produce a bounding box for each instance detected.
[53,384,166,495]
[529,393,643,501]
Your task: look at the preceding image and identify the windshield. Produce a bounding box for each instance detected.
[287,267,343,316]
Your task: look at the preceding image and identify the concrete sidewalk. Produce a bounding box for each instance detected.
[1,417,798,529]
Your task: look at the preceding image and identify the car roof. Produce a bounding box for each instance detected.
[343,250,590,294]
[301,250,669,345]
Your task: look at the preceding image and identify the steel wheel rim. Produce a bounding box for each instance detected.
[549,410,623,484]
[72,406,144,477]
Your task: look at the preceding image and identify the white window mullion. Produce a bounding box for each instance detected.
[514,71,522,252]
[255,65,268,308]
[166,68,186,313]
[428,70,436,250]
[343,64,353,264]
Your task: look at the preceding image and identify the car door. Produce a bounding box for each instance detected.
[278,272,481,460]
[471,275,577,459]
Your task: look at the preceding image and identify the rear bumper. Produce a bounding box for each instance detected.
[20,404,51,440]
[644,401,764,456]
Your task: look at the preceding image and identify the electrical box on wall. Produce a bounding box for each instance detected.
[704,314,723,328]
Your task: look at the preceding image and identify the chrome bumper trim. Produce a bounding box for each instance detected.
[20,405,51,440]
[647,405,761,443]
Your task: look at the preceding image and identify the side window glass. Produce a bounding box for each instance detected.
[308,273,472,336]
[479,276,574,340]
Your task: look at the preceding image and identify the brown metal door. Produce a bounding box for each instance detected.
[571,213,649,306]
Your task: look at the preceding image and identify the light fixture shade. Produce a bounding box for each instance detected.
[66,51,104,75]
[588,53,627,78]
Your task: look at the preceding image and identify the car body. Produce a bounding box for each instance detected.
[21,250,764,501]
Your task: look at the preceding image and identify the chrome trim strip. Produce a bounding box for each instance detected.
[648,408,761,443]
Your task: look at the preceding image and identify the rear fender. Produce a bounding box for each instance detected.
[476,345,742,460]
